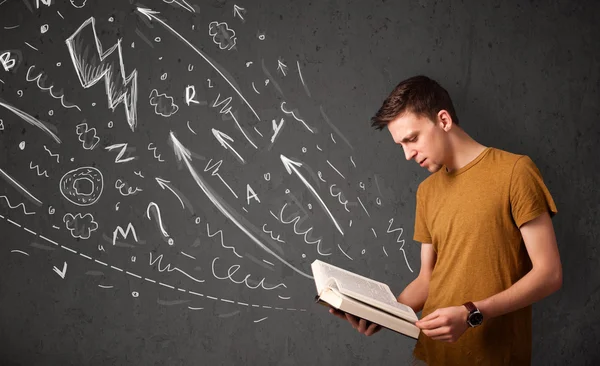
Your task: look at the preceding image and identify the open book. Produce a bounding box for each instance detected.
[311,259,420,339]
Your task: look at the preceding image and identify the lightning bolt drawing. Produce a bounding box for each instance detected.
[66,17,138,131]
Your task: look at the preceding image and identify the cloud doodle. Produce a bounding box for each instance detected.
[149,89,179,117]
[208,21,237,50]
[63,213,99,239]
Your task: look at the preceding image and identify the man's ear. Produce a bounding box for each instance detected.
[437,110,453,131]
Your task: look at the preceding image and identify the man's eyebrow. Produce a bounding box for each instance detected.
[400,132,417,143]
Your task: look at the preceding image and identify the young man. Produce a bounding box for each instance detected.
[329,75,562,365]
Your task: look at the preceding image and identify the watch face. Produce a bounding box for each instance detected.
[470,312,483,325]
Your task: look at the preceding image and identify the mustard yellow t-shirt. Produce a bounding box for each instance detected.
[412,147,558,366]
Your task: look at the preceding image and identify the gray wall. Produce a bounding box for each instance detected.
[0,0,598,365]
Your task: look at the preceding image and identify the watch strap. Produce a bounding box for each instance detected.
[463,301,477,313]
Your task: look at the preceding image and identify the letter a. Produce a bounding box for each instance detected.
[246,184,260,205]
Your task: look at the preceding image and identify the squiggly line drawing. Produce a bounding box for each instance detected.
[0,196,35,215]
[147,143,165,162]
[25,65,81,111]
[387,218,412,273]
[280,101,314,133]
[329,184,350,212]
[43,145,60,163]
[211,256,287,291]
[29,162,49,177]
[207,223,242,258]
[262,224,285,243]
[149,252,205,283]
[115,178,143,196]
[278,202,331,256]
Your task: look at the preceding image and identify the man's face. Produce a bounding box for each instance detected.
[386,111,448,173]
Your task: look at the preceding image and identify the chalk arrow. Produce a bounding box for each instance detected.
[212,128,245,164]
[233,5,246,22]
[155,177,186,209]
[169,131,313,279]
[53,261,67,279]
[280,155,344,236]
[277,59,288,76]
[136,7,259,121]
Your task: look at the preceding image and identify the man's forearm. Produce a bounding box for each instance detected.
[473,267,562,320]
[397,276,429,313]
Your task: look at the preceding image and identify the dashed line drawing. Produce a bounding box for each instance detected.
[147,143,165,162]
[0,99,61,143]
[25,65,81,111]
[208,21,237,50]
[0,168,43,206]
[136,8,260,121]
[76,122,99,150]
[60,167,103,207]
[29,162,49,177]
[2,214,306,311]
[280,101,314,133]
[170,132,313,279]
[63,212,98,239]
[0,196,35,215]
[66,17,138,131]
[105,143,137,163]
[43,145,60,163]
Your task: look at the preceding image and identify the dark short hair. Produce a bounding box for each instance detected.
[370,75,460,130]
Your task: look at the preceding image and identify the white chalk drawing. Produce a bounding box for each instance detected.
[271,118,285,143]
[155,177,185,209]
[1,214,306,311]
[163,0,195,12]
[329,184,351,212]
[10,249,29,256]
[204,159,238,198]
[105,143,137,163]
[147,143,165,162]
[278,202,331,256]
[56,11,64,19]
[170,132,313,279]
[24,42,38,51]
[36,0,52,8]
[280,155,344,236]
[147,202,174,245]
[356,196,370,217]
[280,101,315,133]
[186,120,197,134]
[63,212,98,239]
[0,168,43,206]
[207,78,213,88]
[137,8,260,121]
[212,93,257,149]
[0,119,3,130]
[208,21,237,50]
[212,129,245,164]
[0,100,61,143]
[1,51,16,71]
[40,24,49,34]
[350,156,356,168]
[59,167,103,206]
[262,224,285,243]
[246,184,260,205]
[43,145,60,162]
[371,228,377,238]
[70,0,87,8]
[66,17,138,131]
[207,223,242,258]
[337,244,353,260]
[211,257,287,290]
[387,218,412,271]
[149,89,178,117]
[18,141,25,150]
[254,317,268,323]
[75,122,99,150]
[233,5,246,22]
[29,161,49,178]
[149,252,204,282]
[53,261,68,279]
[330,133,336,143]
[113,222,138,245]
[327,160,345,179]
[0,195,35,215]
[115,178,143,196]
[297,60,311,97]
[253,126,263,137]
[277,59,288,76]
[251,82,260,94]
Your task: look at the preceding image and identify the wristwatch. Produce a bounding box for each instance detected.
[463,301,483,327]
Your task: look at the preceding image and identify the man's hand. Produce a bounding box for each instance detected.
[415,305,470,342]
[329,307,382,336]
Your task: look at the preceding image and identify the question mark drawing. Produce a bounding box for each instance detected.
[146,202,174,245]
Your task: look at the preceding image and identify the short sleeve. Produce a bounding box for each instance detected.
[509,156,558,228]
[413,184,432,243]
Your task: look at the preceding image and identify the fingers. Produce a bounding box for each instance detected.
[328,307,381,336]
[365,322,382,336]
